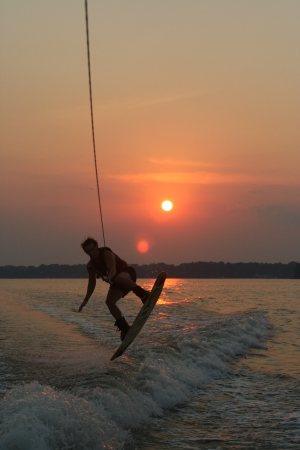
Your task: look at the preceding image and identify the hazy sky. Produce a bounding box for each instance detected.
[1,0,300,266]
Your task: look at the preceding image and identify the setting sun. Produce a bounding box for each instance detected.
[137,240,149,253]
[162,200,173,212]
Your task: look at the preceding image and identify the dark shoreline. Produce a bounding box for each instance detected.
[1,261,299,279]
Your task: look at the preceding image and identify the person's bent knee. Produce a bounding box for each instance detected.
[106,297,114,308]
[106,290,123,307]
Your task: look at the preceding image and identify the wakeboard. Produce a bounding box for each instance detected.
[110,271,167,361]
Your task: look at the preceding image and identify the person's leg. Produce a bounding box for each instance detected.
[113,272,149,303]
[113,271,137,290]
[106,287,131,341]
[105,288,123,320]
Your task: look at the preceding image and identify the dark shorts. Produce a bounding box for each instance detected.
[109,266,137,297]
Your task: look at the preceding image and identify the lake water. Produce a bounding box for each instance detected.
[0,278,299,449]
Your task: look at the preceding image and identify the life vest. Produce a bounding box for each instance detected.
[88,247,128,276]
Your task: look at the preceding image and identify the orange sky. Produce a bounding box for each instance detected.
[1,1,300,265]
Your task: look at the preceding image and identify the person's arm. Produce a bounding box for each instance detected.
[78,271,96,312]
[103,250,117,280]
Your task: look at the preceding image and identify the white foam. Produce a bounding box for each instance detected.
[0,309,272,449]
[0,382,127,450]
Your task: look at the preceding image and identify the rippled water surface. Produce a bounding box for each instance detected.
[0,278,299,449]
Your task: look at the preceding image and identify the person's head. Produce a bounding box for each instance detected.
[81,237,99,259]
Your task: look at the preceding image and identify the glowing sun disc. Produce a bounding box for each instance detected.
[137,240,149,253]
[162,200,173,211]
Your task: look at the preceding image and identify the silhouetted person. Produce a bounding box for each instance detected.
[78,237,149,340]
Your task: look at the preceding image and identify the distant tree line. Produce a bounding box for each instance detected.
[0,261,299,279]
